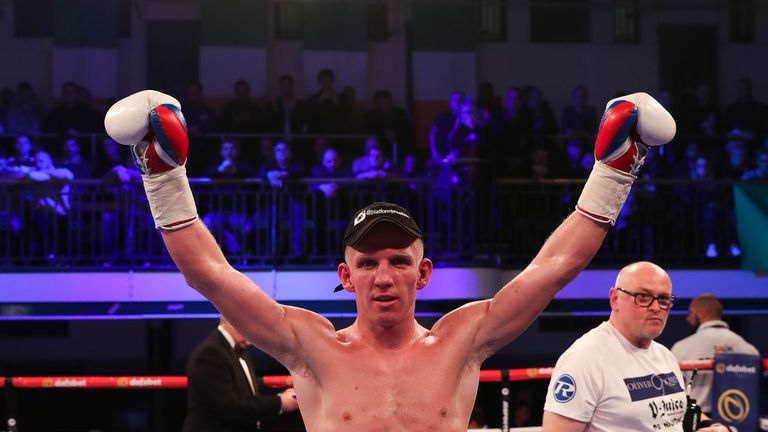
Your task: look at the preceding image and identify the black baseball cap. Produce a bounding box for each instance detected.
[333,202,423,292]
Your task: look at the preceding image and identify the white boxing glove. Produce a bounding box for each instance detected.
[104,90,197,230]
[576,92,675,225]
[104,90,180,146]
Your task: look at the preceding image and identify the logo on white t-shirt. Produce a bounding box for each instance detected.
[624,372,683,401]
[553,374,577,402]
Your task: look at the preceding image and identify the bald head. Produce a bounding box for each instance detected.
[609,261,673,348]
[690,294,722,321]
[615,261,672,291]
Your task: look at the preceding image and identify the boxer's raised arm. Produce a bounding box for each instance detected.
[469,93,676,356]
[105,91,307,366]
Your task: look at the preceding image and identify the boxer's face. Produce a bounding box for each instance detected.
[340,224,431,328]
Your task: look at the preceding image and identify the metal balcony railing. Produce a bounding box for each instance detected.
[0,178,742,270]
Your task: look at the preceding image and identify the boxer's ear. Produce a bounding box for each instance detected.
[416,258,432,290]
[337,262,354,292]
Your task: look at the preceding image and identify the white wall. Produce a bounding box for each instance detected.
[0,0,766,111]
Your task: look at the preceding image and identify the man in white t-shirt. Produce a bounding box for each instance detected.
[542,262,729,432]
[671,294,759,415]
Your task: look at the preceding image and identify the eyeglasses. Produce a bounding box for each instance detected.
[616,287,675,310]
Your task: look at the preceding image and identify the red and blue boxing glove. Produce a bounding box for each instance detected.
[104,90,197,230]
[104,90,189,175]
[577,92,675,225]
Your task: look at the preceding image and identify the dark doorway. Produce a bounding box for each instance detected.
[658,25,718,103]
[145,20,200,97]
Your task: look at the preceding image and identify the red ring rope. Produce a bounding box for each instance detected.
[4,358,762,389]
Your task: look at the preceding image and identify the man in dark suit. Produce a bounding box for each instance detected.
[184,317,299,432]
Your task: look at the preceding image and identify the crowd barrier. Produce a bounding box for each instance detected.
[0,177,742,269]
[4,359,763,432]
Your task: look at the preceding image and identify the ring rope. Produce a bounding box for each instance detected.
[3,358,759,389]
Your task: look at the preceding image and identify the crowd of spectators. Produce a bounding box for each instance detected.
[2,73,768,185]
[1,72,766,262]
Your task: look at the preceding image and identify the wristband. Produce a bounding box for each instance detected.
[142,166,198,230]
[576,162,635,225]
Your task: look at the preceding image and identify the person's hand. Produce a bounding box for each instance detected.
[318,182,337,198]
[218,159,235,174]
[278,388,299,412]
[112,165,131,182]
[28,170,51,182]
[267,170,286,188]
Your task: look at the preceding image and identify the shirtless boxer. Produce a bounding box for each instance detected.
[104,90,675,431]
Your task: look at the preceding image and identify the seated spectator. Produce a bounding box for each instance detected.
[310,135,332,168]
[308,147,351,253]
[199,140,259,255]
[58,137,92,179]
[721,136,750,179]
[399,154,425,193]
[258,141,307,257]
[0,157,25,179]
[28,150,73,215]
[310,148,350,199]
[352,136,391,176]
[94,138,148,263]
[95,137,141,182]
[7,135,36,170]
[27,151,74,259]
[685,156,740,258]
[742,150,768,181]
[201,140,257,179]
[399,154,423,179]
[354,144,392,180]
[258,141,307,188]
[672,141,703,179]
[0,157,23,247]
[562,137,590,178]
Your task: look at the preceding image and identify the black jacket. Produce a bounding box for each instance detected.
[183,329,281,432]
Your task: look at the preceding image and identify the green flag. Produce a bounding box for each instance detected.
[734,183,768,271]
